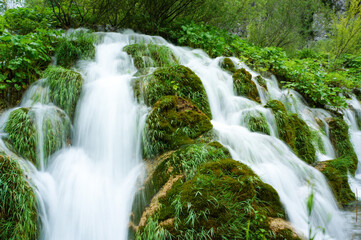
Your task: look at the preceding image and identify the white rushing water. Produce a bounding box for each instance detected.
[1,31,358,239]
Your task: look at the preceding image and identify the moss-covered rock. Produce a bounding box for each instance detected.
[219,57,236,73]
[150,142,231,192]
[328,117,358,171]
[143,96,213,159]
[233,68,260,103]
[256,75,268,91]
[315,117,358,207]
[4,107,71,166]
[134,65,212,118]
[124,43,177,69]
[0,154,38,240]
[55,30,96,68]
[265,100,316,164]
[43,66,83,120]
[315,159,355,207]
[241,110,270,135]
[137,159,299,240]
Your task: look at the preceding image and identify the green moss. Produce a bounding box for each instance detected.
[256,75,268,90]
[124,42,178,69]
[265,100,316,164]
[4,107,71,166]
[315,117,358,207]
[43,66,83,120]
[233,68,260,103]
[219,57,236,73]
[328,117,358,172]
[55,30,96,68]
[242,110,270,135]
[316,159,356,207]
[134,65,212,118]
[151,159,289,240]
[143,96,213,159]
[0,154,38,240]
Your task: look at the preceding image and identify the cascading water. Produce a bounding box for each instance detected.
[0,30,358,239]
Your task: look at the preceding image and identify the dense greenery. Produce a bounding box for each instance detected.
[0,154,38,240]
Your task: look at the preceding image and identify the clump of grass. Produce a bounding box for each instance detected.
[55,30,96,68]
[0,154,38,240]
[124,42,178,69]
[43,66,83,120]
[4,108,37,163]
[4,107,71,166]
[241,110,270,135]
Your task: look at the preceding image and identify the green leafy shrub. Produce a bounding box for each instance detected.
[55,30,96,68]
[124,42,178,69]
[0,154,38,240]
[143,96,212,159]
[43,66,84,120]
[134,65,212,118]
[233,68,260,103]
[0,31,58,91]
[168,23,236,58]
[4,7,58,35]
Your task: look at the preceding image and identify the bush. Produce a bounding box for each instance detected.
[0,30,59,91]
[4,7,58,35]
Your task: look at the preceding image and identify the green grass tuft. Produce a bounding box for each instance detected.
[0,154,38,240]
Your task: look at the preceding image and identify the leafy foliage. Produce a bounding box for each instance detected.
[4,7,59,35]
[0,154,38,240]
[0,30,59,91]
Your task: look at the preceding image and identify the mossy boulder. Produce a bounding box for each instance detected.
[55,30,96,68]
[315,117,358,207]
[241,110,270,135]
[233,68,260,103]
[138,159,299,240]
[265,100,316,164]
[328,117,358,171]
[4,107,71,166]
[150,142,231,193]
[0,154,38,240]
[124,43,177,69]
[143,96,213,159]
[256,75,268,90]
[219,57,236,73]
[315,158,356,207]
[43,66,83,120]
[134,65,212,118]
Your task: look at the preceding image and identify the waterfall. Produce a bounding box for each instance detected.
[1,31,357,239]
